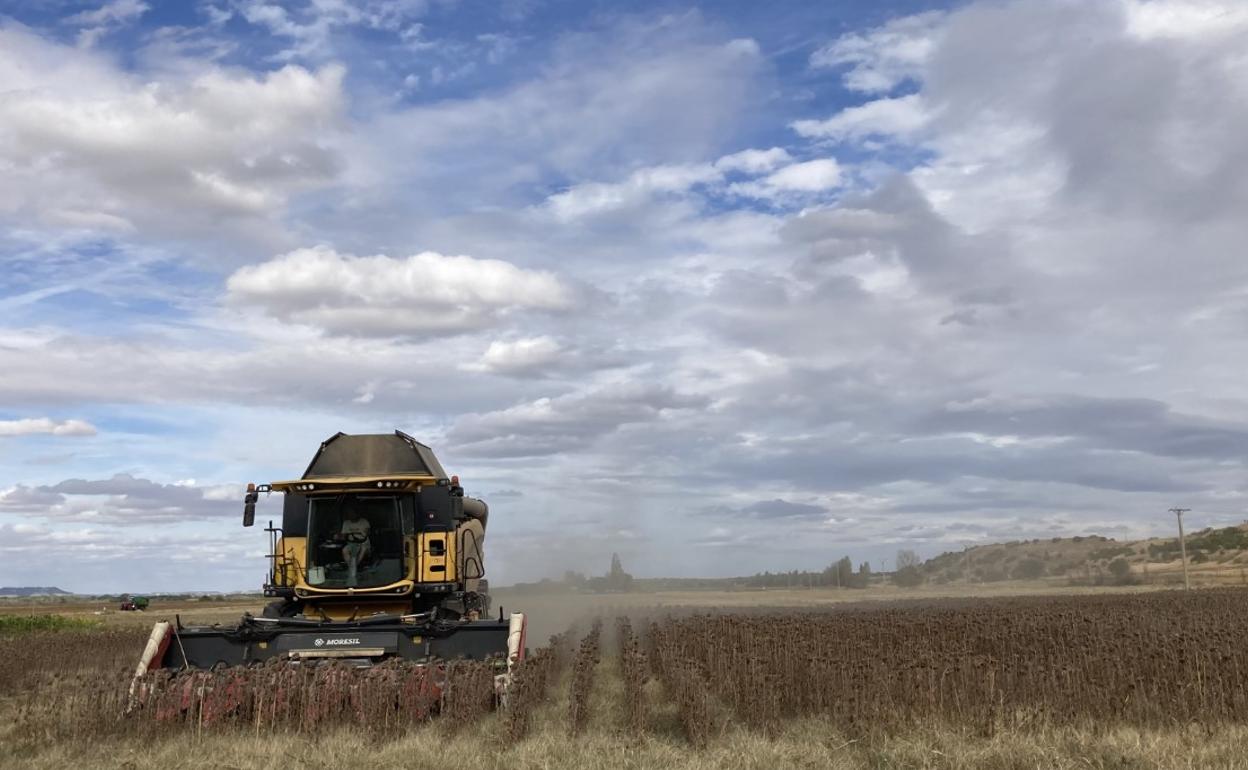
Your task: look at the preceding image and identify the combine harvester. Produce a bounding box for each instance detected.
[133,431,526,712]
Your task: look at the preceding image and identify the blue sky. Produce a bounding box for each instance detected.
[2,0,1247,592]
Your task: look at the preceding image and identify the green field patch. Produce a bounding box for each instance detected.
[0,614,102,636]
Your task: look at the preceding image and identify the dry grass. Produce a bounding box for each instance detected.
[8,714,1248,769]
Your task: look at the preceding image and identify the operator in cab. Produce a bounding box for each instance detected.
[337,509,371,586]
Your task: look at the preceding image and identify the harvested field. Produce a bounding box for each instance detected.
[6,589,1248,769]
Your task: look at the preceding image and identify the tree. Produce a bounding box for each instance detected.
[856,562,872,587]
[893,566,923,588]
[893,550,924,588]
[836,556,854,588]
[896,549,922,570]
[1108,557,1135,585]
[606,552,634,592]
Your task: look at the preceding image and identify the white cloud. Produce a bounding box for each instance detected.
[237,0,436,58]
[810,11,945,93]
[67,0,150,26]
[550,152,843,215]
[462,336,564,376]
[66,0,150,47]
[0,419,97,437]
[226,246,577,337]
[765,159,843,191]
[1124,0,1248,40]
[0,25,346,243]
[714,147,792,174]
[546,163,722,220]
[792,94,930,143]
[731,158,843,200]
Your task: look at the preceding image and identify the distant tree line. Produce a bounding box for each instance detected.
[741,556,874,589]
[555,553,635,593]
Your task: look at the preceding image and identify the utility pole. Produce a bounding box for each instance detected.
[1169,507,1191,591]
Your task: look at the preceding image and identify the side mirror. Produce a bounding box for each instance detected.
[243,483,258,527]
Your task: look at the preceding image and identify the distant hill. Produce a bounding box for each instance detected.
[502,521,1248,594]
[923,522,1248,585]
[0,586,74,597]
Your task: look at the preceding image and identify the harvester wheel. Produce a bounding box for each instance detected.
[261,599,303,619]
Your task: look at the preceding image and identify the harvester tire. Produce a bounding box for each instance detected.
[261,599,303,619]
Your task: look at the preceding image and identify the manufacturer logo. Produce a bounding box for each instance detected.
[322,638,361,646]
[314,638,325,647]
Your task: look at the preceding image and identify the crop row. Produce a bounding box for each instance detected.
[12,590,1248,747]
[644,590,1248,741]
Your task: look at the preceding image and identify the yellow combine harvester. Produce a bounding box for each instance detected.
[134,431,525,683]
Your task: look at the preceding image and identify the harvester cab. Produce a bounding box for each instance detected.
[134,431,525,688]
[254,431,491,622]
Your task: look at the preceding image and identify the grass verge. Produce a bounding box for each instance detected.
[0,614,101,636]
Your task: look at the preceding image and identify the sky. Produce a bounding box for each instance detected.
[1,0,1247,593]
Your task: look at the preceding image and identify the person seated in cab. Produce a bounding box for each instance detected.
[336,509,371,586]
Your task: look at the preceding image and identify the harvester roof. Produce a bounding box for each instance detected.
[269,431,450,492]
[304,431,448,480]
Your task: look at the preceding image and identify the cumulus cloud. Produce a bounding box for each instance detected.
[0,25,345,242]
[0,419,97,437]
[729,158,844,201]
[461,336,564,376]
[1124,0,1248,40]
[761,159,843,192]
[714,147,793,174]
[226,246,577,337]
